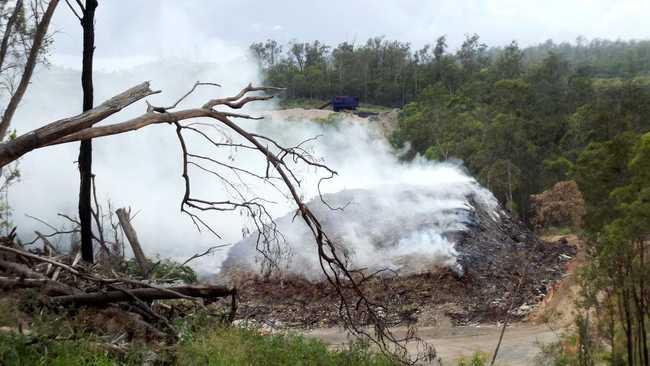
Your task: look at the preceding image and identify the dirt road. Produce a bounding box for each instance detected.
[306,323,557,365]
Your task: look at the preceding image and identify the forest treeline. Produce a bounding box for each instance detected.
[253,35,650,364]
[251,35,650,107]
[252,35,650,220]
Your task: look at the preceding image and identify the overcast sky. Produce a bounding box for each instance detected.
[49,0,650,70]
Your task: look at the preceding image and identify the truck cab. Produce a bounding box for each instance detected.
[331,96,359,112]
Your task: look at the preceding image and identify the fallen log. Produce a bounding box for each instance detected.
[50,285,234,306]
[0,258,46,279]
[0,244,81,276]
[0,276,78,295]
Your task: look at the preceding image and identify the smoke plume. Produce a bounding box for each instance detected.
[221,116,500,279]
[6,39,498,279]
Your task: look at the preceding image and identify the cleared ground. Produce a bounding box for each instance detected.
[306,322,556,365]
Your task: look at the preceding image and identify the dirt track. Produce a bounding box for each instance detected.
[306,323,557,365]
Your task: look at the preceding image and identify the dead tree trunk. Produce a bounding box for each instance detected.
[115,208,149,277]
[78,0,98,263]
[50,285,234,306]
[0,276,77,296]
[0,0,23,71]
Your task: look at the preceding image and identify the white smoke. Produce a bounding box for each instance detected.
[221,116,500,280]
[7,54,264,272]
[6,21,498,278]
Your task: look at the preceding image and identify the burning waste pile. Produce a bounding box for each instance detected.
[221,165,500,280]
[218,163,576,328]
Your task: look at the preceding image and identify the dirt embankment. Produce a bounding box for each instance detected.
[529,234,585,327]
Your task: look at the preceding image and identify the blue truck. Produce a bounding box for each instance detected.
[319,96,359,112]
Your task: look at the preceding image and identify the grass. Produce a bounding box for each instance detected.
[312,112,345,126]
[0,299,398,366]
[278,98,328,109]
[538,226,577,237]
[176,326,397,366]
[357,103,394,113]
[0,333,121,365]
[0,297,20,327]
[455,351,489,366]
[0,297,129,365]
[0,326,397,366]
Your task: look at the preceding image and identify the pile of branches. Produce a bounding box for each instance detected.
[529,180,586,232]
[0,227,236,340]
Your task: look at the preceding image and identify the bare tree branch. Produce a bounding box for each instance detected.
[63,0,81,21]
[146,81,220,112]
[0,81,159,165]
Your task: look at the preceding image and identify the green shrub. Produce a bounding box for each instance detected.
[176,326,398,366]
[534,339,577,366]
[456,351,488,366]
[0,333,119,365]
[124,257,198,283]
[0,302,396,366]
[312,112,344,126]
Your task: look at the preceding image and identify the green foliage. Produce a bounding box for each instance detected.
[0,130,20,235]
[312,112,345,126]
[0,305,130,365]
[278,98,328,109]
[0,302,397,366]
[176,326,397,366]
[256,36,650,364]
[540,226,574,236]
[391,41,649,220]
[535,338,578,366]
[253,35,650,221]
[124,257,198,283]
[569,129,650,364]
[0,298,20,327]
[0,333,119,365]
[456,351,488,366]
[254,36,650,108]
[574,133,638,232]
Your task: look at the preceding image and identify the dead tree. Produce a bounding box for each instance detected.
[64,0,98,263]
[0,82,425,362]
[115,207,149,276]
